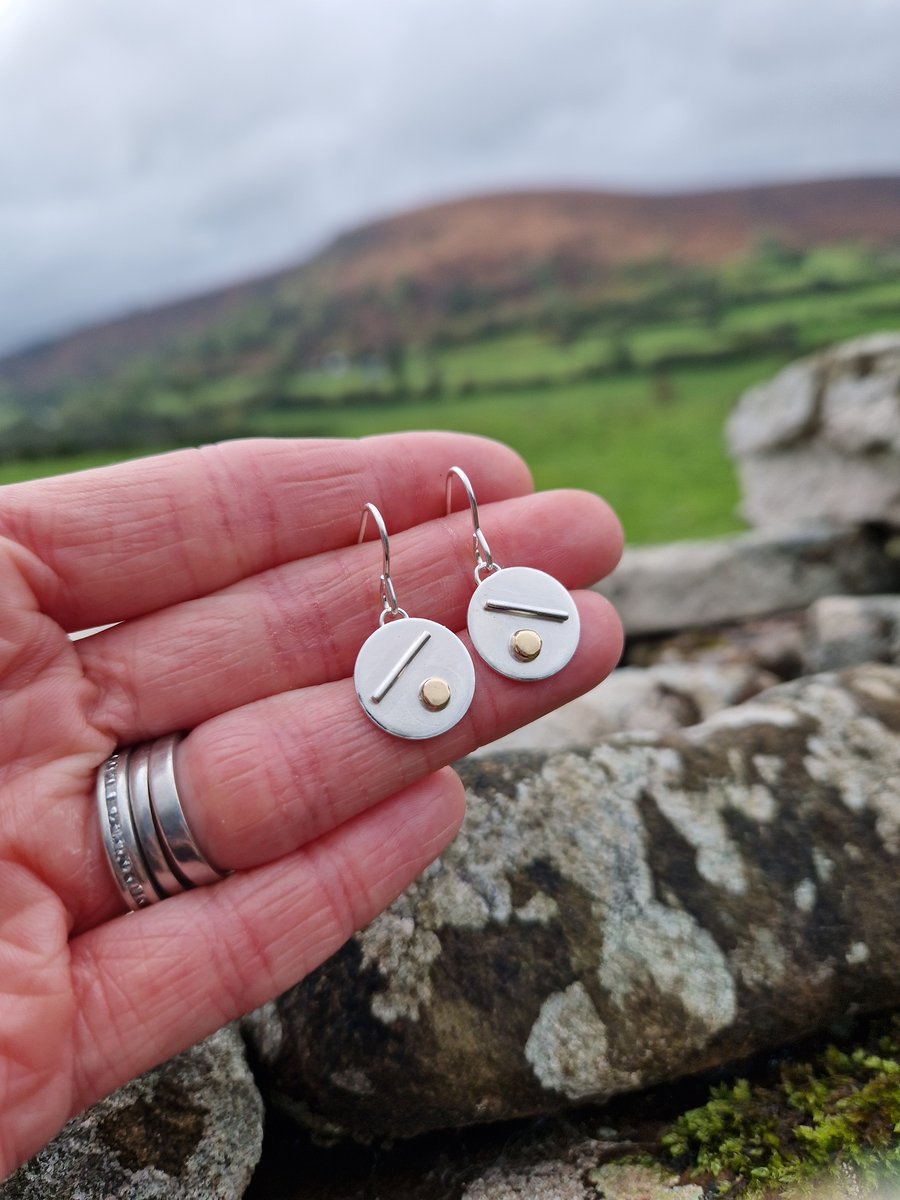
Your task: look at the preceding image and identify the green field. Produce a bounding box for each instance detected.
[0,358,783,545]
[2,240,898,545]
[255,359,786,544]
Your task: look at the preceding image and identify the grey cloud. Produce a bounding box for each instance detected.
[1,0,899,357]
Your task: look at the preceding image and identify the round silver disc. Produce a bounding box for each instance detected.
[355,617,475,739]
[467,566,580,680]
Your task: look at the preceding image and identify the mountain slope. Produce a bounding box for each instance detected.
[3,175,899,400]
[313,176,900,290]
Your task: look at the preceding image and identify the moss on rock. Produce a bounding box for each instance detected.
[659,1012,900,1194]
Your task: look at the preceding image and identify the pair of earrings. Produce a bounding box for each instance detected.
[353,466,580,740]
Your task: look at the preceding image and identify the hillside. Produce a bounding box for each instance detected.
[313,176,900,289]
[3,176,900,402]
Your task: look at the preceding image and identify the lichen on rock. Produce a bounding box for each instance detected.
[525,983,612,1101]
[0,1026,263,1200]
[244,665,900,1142]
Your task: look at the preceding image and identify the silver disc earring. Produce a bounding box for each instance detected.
[446,466,580,681]
[353,503,476,739]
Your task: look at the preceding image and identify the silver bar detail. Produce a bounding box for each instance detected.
[483,600,570,623]
[371,631,431,703]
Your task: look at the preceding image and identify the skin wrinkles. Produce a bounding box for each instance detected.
[0,434,622,1178]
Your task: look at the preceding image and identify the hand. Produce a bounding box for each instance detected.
[0,432,622,1178]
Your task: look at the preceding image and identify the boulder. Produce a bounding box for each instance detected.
[473,662,775,755]
[806,594,900,672]
[625,611,807,680]
[727,333,900,527]
[0,1027,263,1200]
[594,523,898,637]
[245,665,900,1142]
[240,1010,900,1197]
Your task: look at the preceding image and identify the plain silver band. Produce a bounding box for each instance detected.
[148,733,227,887]
[128,742,191,896]
[96,749,163,911]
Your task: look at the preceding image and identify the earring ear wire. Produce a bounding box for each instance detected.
[445,467,580,681]
[358,501,406,623]
[446,465,498,584]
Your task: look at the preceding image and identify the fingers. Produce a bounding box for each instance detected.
[65,590,619,930]
[173,590,621,871]
[79,489,624,743]
[0,433,532,630]
[69,768,465,1114]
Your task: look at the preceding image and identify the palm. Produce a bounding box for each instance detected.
[0,433,622,1179]
[0,582,93,1179]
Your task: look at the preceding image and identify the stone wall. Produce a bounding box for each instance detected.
[6,334,900,1199]
[727,332,900,528]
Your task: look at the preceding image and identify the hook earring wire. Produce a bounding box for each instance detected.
[446,466,501,584]
[358,502,408,624]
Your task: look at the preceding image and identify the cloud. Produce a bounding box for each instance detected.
[1,0,899,357]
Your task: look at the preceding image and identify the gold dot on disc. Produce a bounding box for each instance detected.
[420,677,452,712]
[510,629,542,662]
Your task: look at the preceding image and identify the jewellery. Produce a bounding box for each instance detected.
[96,732,227,911]
[446,466,580,680]
[97,750,164,911]
[353,502,475,739]
[147,734,225,887]
[128,741,185,896]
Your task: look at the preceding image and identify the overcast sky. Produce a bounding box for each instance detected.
[1,0,899,358]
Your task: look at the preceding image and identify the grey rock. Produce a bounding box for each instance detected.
[458,1139,609,1200]
[806,594,900,672]
[595,523,898,636]
[462,1155,702,1200]
[726,362,818,455]
[727,333,900,527]
[734,449,900,531]
[1,1026,263,1200]
[625,612,807,680]
[245,664,900,1141]
[473,661,775,754]
[823,374,900,454]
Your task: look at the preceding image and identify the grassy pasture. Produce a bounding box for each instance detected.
[2,243,898,546]
[0,358,778,546]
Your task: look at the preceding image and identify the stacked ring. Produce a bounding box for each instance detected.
[96,732,228,911]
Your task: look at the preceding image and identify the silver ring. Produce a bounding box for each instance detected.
[128,742,191,896]
[147,733,227,887]
[95,749,164,911]
[96,732,229,911]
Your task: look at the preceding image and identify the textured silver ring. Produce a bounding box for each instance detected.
[97,732,229,910]
[96,749,163,911]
